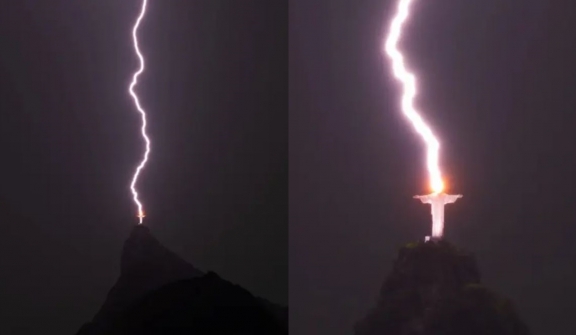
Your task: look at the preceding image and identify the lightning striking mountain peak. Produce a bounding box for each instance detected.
[128,0,151,224]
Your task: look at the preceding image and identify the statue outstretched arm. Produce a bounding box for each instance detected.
[444,194,463,204]
[413,195,433,204]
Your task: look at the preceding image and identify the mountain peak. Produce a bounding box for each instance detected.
[385,240,481,296]
[120,225,201,278]
[88,225,203,329]
[355,240,530,335]
[77,225,287,334]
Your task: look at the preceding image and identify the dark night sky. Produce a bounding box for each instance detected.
[0,1,287,334]
[291,0,576,334]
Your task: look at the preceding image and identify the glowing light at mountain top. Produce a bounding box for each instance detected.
[384,0,444,194]
[128,0,151,224]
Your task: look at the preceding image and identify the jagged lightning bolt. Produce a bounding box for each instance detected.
[129,0,151,224]
[384,0,444,194]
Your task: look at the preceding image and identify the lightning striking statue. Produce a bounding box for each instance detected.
[384,0,462,240]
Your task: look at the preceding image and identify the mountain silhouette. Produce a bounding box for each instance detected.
[76,225,287,334]
[355,240,530,335]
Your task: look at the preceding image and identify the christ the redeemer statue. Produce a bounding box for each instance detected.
[414,193,462,240]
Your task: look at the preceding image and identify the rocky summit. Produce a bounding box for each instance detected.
[354,240,530,335]
[76,225,287,335]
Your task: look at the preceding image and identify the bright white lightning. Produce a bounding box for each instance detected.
[384,0,444,194]
[128,0,151,224]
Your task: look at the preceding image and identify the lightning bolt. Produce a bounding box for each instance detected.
[129,0,151,224]
[384,0,444,194]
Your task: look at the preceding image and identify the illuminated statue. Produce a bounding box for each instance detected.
[414,193,462,240]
